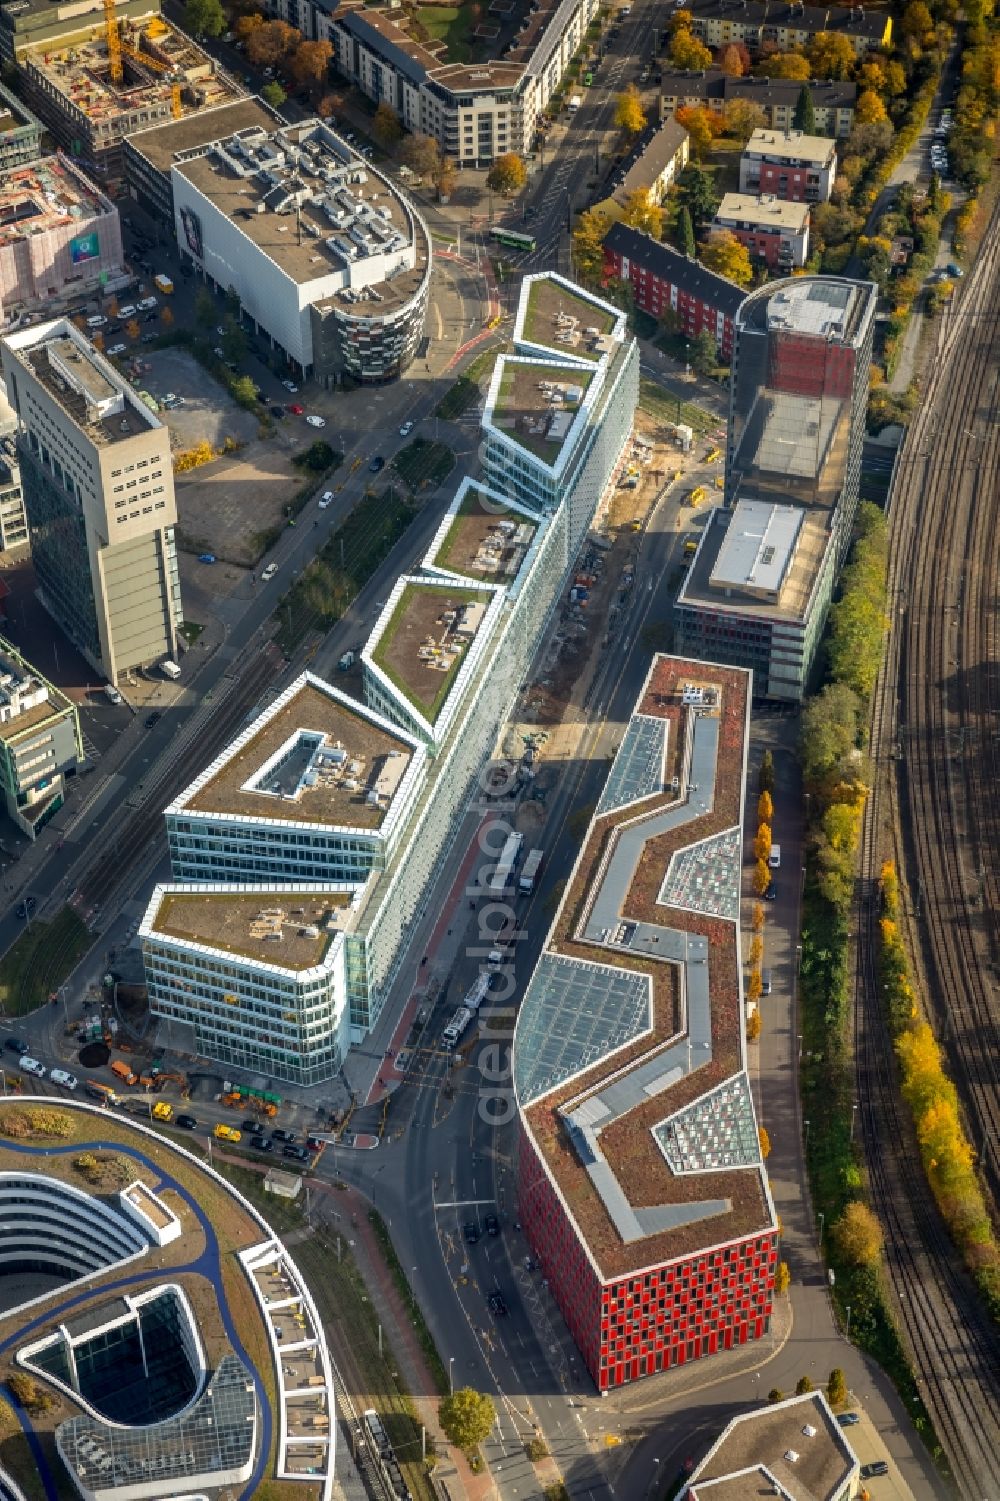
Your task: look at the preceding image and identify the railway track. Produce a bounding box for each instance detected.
[72,642,284,921]
[855,206,1000,1498]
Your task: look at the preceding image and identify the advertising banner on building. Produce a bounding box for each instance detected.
[70,231,100,265]
[180,206,204,262]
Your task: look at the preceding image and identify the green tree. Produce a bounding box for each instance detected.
[799,682,861,789]
[793,84,815,133]
[827,503,888,699]
[688,328,719,376]
[231,374,259,407]
[676,204,696,257]
[807,31,856,81]
[676,163,716,227]
[614,84,646,138]
[768,1388,784,1404]
[700,229,753,286]
[774,1260,791,1294]
[439,1388,496,1449]
[221,320,246,365]
[900,0,934,40]
[670,29,712,69]
[373,100,404,149]
[184,0,224,38]
[261,80,287,108]
[759,749,774,793]
[194,286,216,328]
[619,187,663,238]
[855,89,888,126]
[796,1375,815,1394]
[486,153,528,196]
[827,1369,848,1407]
[833,1201,884,1267]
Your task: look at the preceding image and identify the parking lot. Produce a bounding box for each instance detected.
[138,348,260,452]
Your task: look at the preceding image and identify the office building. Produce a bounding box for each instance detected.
[513,655,778,1391]
[667,0,891,57]
[482,273,640,532]
[675,276,877,700]
[660,71,857,138]
[0,376,27,553]
[712,192,811,269]
[123,96,283,223]
[740,128,837,203]
[0,635,82,837]
[608,119,690,210]
[0,83,43,172]
[145,274,638,1082]
[681,1391,862,1499]
[603,222,745,359]
[13,4,244,184]
[170,118,431,382]
[1,1100,335,1501]
[1,318,182,684]
[0,155,124,328]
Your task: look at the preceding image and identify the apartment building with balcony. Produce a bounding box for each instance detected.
[671,0,891,58]
[739,129,837,203]
[0,635,82,838]
[712,192,811,269]
[660,71,856,138]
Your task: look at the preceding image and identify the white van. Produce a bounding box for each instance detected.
[19,1056,47,1078]
[768,844,781,869]
[104,684,123,705]
[160,659,181,680]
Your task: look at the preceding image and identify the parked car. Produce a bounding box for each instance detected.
[861,1461,889,1479]
[399,420,414,437]
[765,882,777,902]
[487,1291,508,1316]
[255,1136,275,1152]
[287,403,305,415]
[107,344,127,356]
[198,553,217,564]
[138,297,158,310]
[144,712,162,729]
[837,1412,860,1427]
[282,379,299,392]
[50,1069,78,1090]
[306,414,326,428]
[176,1114,199,1129]
[283,1143,309,1161]
[368,455,385,473]
[261,563,278,581]
[319,491,333,508]
[271,1127,297,1142]
[214,1124,241,1142]
[117,304,137,319]
[270,405,285,419]
[86,315,107,329]
[242,1118,262,1133]
[306,1136,324,1151]
[3,1037,29,1055]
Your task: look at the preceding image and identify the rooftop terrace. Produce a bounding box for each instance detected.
[175,675,419,831]
[370,579,496,724]
[515,656,774,1278]
[491,358,594,465]
[427,482,540,583]
[150,888,353,968]
[518,273,620,359]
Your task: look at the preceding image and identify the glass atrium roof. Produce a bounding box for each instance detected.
[596,714,667,816]
[658,826,743,921]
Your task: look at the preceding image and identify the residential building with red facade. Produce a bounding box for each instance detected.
[713,192,811,269]
[513,655,778,1392]
[602,222,745,358]
[739,128,837,203]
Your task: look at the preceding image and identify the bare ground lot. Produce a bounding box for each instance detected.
[138,349,304,567]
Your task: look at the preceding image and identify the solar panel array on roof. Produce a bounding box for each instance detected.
[596,714,667,816]
[514,953,652,1106]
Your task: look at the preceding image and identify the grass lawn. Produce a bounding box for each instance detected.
[393,438,456,492]
[414,2,477,61]
[706,146,742,197]
[0,906,92,1017]
[372,580,484,722]
[276,486,416,654]
[639,375,718,436]
[179,620,204,644]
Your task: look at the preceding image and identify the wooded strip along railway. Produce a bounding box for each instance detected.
[857,203,1000,1499]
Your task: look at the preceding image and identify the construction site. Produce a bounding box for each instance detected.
[17,1,242,182]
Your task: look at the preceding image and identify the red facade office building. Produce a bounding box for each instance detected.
[513,656,778,1391]
[603,222,745,359]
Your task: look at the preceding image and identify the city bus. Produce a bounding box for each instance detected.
[489,228,537,253]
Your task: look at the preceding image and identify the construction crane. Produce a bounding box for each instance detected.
[104,0,122,85]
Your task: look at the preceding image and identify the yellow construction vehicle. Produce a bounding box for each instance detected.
[152,1101,173,1122]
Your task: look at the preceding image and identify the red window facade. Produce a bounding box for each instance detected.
[602,247,736,358]
[518,1125,779,1392]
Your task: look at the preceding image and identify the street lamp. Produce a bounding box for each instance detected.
[818,1211,825,1243]
[804,1118,810,1151]
[850,1102,859,1141]
[845,1304,852,1339]
[448,1357,455,1396]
